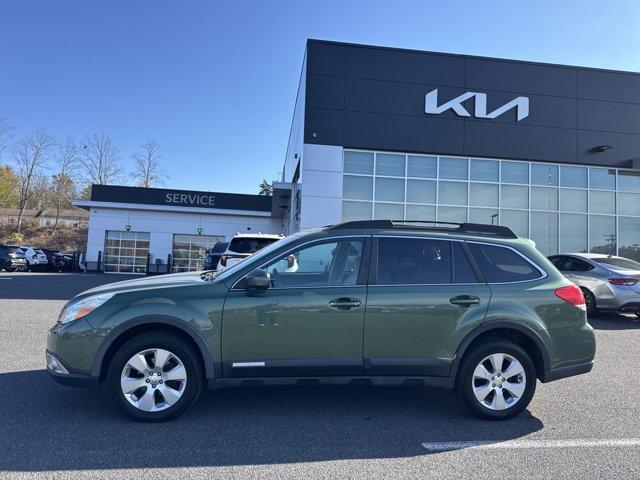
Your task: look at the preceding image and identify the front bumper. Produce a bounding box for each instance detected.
[46,351,98,388]
[46,318,103,388]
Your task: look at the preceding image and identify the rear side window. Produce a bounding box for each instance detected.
[377,238,451,285]
[228,237,278,254]
[468,243,541,283]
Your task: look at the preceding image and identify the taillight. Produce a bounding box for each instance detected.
[555,285,586,309]
[608,278,638,286]
[220,256,227,267]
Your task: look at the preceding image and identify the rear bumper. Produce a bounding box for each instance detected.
[542,361,593,382]
[619,302,640,313]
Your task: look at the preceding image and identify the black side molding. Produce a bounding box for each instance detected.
[541,362,593,383]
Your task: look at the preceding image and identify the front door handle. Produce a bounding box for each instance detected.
[329,297,361,310]
[449,295,480,308]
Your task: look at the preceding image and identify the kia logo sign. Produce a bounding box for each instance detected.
[425,89,530,121]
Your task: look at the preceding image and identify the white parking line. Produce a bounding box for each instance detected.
[422,438,640,452]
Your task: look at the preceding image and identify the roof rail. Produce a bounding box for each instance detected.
[327,220,518,239]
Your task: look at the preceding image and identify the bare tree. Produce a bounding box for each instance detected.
[131,139,166,187]
[12,128,55,231]
[0,117,14,162]
[79,133,123,185]
[51,137,79,230]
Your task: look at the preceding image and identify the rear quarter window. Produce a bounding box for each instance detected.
[468,243,542,283]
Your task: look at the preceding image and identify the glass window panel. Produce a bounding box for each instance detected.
[453,242,478,283]
[560,189,587,213]
[531,187,558,210]
[343,175,373,201]
[501,185,528,209]
[374,202,404,220]
[406,179,436,204]
[469,183,498,207]
[500,210,528,237]
[501,161,529,184]
[375,177,404,202]
[560,214,587,253]
[468,243,541,282]
[344,151,374,175]
[438,206,467,223]
[342,201,372,222]
[375,153,405,176]
[470,159,499,182]
[590,191,616,215]
[438,181,468,205]
[589,168,616,190]
[618,193,640,216]
[263,240,364,287]
[406,204,436,221]
[469,208,499,225]
[589,215,616,255]
[377,238,451,285]
[560,166,587,188]
[532,164,559,186]
[407,155,437,178]
[439,157,468,180]
[531,212,558,255]
[618,170,640,192]
[619,217,640,262]
[106,231,121,240]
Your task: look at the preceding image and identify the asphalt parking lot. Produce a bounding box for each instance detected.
[1,272,639,479]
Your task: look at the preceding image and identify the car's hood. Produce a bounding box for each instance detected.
[79,271,215,297]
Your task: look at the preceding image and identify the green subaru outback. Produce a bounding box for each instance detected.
[46,220,595,422]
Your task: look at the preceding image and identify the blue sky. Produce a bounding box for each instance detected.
[1,0,639,194]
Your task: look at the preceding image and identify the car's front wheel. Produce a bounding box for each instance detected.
[457,338,536,420]
[107,331,203,422]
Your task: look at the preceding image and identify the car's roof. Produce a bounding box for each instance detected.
[322,220,524,245]
[554,253,619,260]
[231,233,283,239]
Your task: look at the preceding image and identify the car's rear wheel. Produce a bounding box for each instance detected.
[581,288,597,315]
[107,331,203,422]
[457,338,536,420]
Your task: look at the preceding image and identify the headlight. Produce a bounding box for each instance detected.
[58,293,115,324]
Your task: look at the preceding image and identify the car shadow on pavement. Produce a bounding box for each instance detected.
[588,312,640,330]
[0,370,544,472]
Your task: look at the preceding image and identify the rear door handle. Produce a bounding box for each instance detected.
[449,295,480,308]
[329,297,361,310]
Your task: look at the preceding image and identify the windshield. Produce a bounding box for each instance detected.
[214,233,307,282]
[594,256,640,271]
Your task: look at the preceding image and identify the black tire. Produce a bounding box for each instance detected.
[456,338,537,420]
[581,288,598,316]
[107,331,203,422]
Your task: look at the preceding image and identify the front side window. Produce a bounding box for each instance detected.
[261,239,364,288]
[376,238,451,285]
[468,243,542,283]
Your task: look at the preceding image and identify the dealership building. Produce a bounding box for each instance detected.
[77,40,640,272]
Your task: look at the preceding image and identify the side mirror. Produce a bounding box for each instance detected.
[241,269,270,290]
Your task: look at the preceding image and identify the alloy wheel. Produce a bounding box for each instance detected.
[471,353,526,411]
[120,348,188,412]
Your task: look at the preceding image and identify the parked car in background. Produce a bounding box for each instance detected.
[202,241,229,270]
[548,253,640,318]
[216,233,282,271]
[47,220,595,422]
[40,248,74,272]
[20,246,48,271]
[0,244,27,272]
